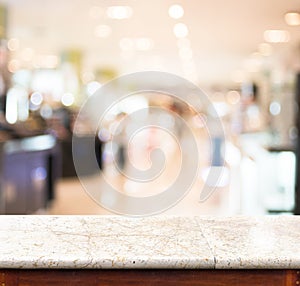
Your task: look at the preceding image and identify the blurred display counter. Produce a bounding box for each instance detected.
[239,132,296,214]
[0,135,60,214]
[0,216,299,285]
[61,135,101,177]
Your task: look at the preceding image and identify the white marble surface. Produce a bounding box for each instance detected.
[0,215,299,269]
[199,216,300,269]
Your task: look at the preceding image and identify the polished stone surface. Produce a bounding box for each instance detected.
[0,216,299,269]
[200,216,300,269]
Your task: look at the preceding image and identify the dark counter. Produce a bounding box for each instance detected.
[0,135,60,214]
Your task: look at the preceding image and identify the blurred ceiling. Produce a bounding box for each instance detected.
[1,0,300,86]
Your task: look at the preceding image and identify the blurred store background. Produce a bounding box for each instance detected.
[0,0,300,215]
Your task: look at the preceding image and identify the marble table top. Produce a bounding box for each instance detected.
[0,215,299,269]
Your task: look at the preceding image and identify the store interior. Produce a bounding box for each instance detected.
[0,0,300,215]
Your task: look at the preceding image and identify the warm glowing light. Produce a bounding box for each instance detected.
[264,30,290,43]
[94,25,111,38]
[285,12,300,26]
[61,93,74,106]
[168,4,184,19]
[173,23,188,38]
[106,6,133,19]
[7,38,19,51]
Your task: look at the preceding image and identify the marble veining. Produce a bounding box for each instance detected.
[0,216,299,269]
[198,216,300,269]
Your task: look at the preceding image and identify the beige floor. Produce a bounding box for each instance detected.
[49,123,235,216]
[48,175,232,216]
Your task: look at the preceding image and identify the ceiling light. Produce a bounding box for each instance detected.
[94,25,111,38]
[106,6,132,19]
[285,12,300,26]
[168,4,184,19]
[264,30,290,43]
[173,23,188,38]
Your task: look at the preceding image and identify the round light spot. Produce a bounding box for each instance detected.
[285,12,300,26]
[168,4,184,19]
[226,90,240,105]
[61,93,74,106]
[269,101,281,116]
[30,92,43,106]
[173,23,189,38]
[7,38,19,51]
